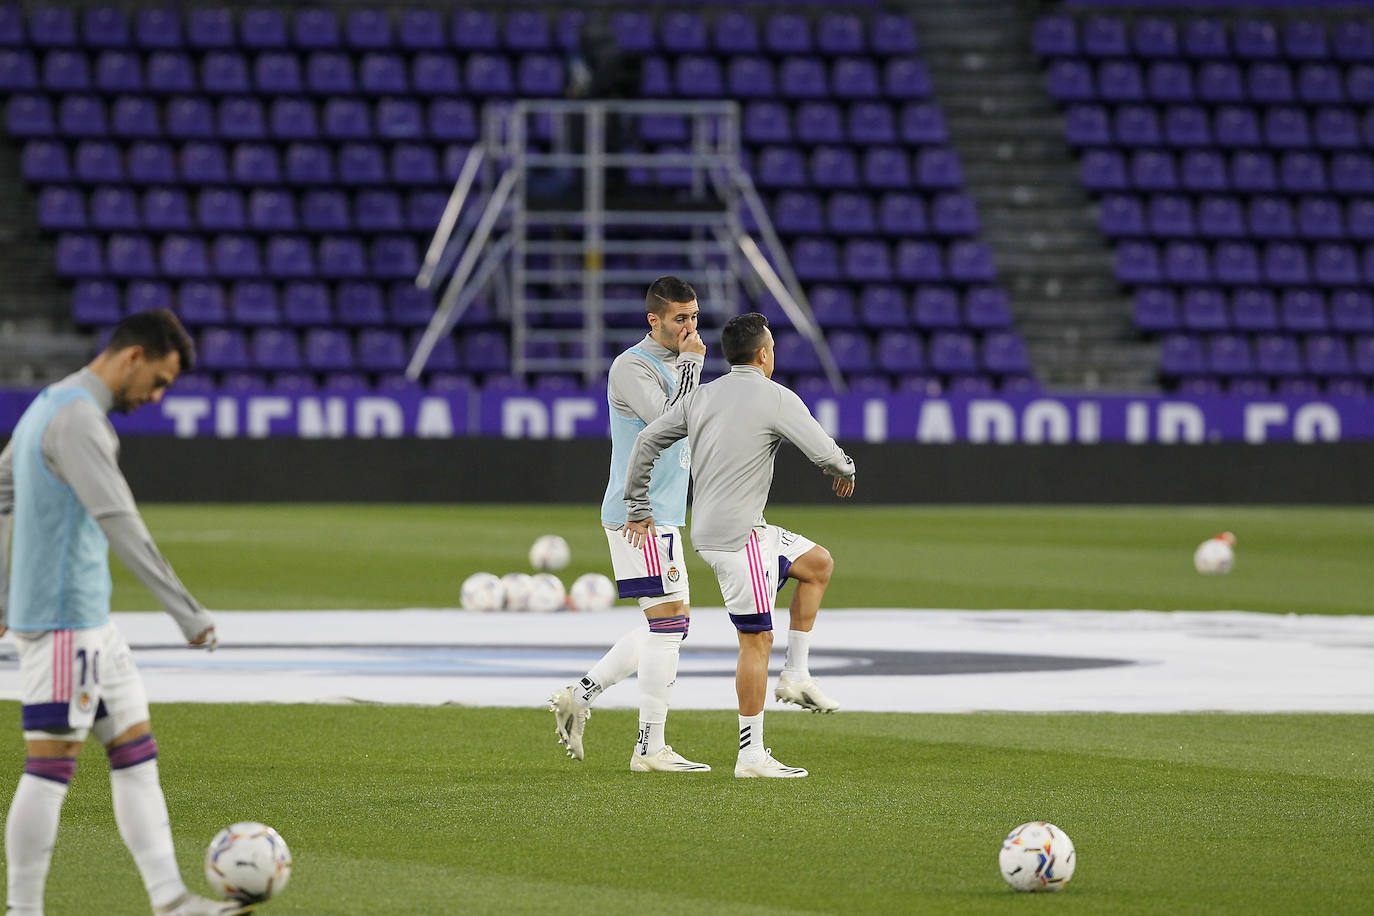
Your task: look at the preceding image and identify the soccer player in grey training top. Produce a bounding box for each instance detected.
[0,310,248,916]
[623,312,856,778]
[548,276,711,772]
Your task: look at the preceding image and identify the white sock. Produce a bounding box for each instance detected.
[111,757,186,908]
[6,772,70,914]
[738,713,764,761]
[783,629,812,679]
[634,631,683,756]
[579,624,649,704]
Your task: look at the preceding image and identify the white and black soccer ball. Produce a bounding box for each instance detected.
[500,572,534,612]
[526,572,568,612]
[529,534,571,571]
[999,821,1075,892]
[205,821,292,904]
[460,572,505,612]
[1193,531,1236,575]
[570,573,616,612]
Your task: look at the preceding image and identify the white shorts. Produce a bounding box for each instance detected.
[697,525,816,632]
[604,524,690,611]
[13,622,149,743]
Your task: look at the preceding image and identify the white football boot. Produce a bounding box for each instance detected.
[547,686,590,760]
[734,749,808,778]
[774,674,840,713]
[153,893,255,916]
[628,746,711,773]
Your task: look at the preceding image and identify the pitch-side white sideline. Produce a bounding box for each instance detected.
[4,608,1374,713]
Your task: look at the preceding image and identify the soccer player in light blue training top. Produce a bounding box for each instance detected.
[623,312,856,778]
[548,276,712,772]
[0,310,249,916]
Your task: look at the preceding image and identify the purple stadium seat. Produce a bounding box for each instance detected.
[461,330,510,373]
[198,329,247,371]
[104,234,154,278]
[1255,334,1302,376]
[1234,20,1279,59]
[197,188,246,231]
[1181,288,1228,330]
[1315,109,1360,150]
[790,237,841,282]
[7,94,54,137]
[810,146,858,188]
[1159,334,1206,376]
[1207,334,1252,375]
[740,102,788,144]
[1348,199,1374,242]
[673,54,722,97]
[255,52,301,94]
[1135,287,1179,332]
[1335,22,1374,62]
[405,190,445,231]
[1232,288,1279,331]
[124,281,171,317]
[833,58,880,99]
[948,241,995,283]
[1349,65,1374,104]
[1065,105,1109,147]
[96,50,142,92]
[1331,290,1374,333]
[965,288,1011,330]
[778,57,826,100]
[282,281,329,325]
[766,13,810,55]
[929,331,978,374]
[319,237,366,279]
[1033,15,1076,56]
[1265,107,1310,148]
[1099,60,1144,102]
[212,235,260,278]
[305,328,354,372]
[1148,62,1194,103]
[796,102,843,143]
[912,286,959,329]
[43,49,89,91]
[1298,197,1343,240]
[1181,150,1227,192]
[413,53,459,95]
[728,57,775,99]
[1046,59,1093,101]
[177,282,226,327]
[1163,241,1209,284]
[826,192,873,235]
[21,139,68,182]
[863,147,911,189]
[141,188,189,231]
[428,99,477,143]
[844,240,892,282]
[361,53,408,95]
[37,188,85,230]
[300,190,348,232]
[661,11,707,54]
[1130,149,1176,190]
[1314,243,1359,286]
[293,8,339,49]
[371,236,418,280]
[1265,242,1311,286]
[132,9,179,49]
[1281,152,1326,193]
[268,98,318,141]
[452,9,497,51]
[466,53,513,95]
[897,103,947,146]
[146,52,193,92]
[218,98,265,141]
[389,144,436,185]
[1214,242,1261,285]
[879,193,926,235]
[335,282,385,325]
[1134,18,1179,57]
[713,11,759,54]
[186,9,231,49]
[809,286,857,329]
[251,328,300,371]
[90,187,138,230]
[1339,151,1374,196]
[756,146,805,188]
[884,58,931,100]
[848,101,895,144]
[1197,196,1243,238]
[241,9,286,49]
[983,333,1030,375]
[389,284,432,327]
[75,139,122,182]
[201,51,248,93]
[828,331,873,372]
[1083,16,1128,57]
[877,331,924,373]
[338,143,385,185]
[1148,194,1194,236]
[931,193,978,235]
[322,98,370,140]
[355,190,403,232]
[230,282,280,326]
[1116,241,1161,284]
[1306,335,1351,376]
[611,10,654,52]
[1164,106,1210,147]
[895,240,943,282]
[0,50,37,91]
[1299,63,1344,104]
[73,280,121,325]
[357,329,406,372]
[232,143,279,185]
[1357,337,1374,375]
[30,7,76,47]
[58,95,107,138]
[266,236,315,279]
[157,234,205,278]
[1248,61,1293,103]
[377,99,423,140]
[1232,151,1277,192]
[1248,196,1295,239]
[872,12,918,54]
[1115,105,1161,147]
[306,52,354,94]
[915,148,961,189]
[1284,20,1328,59]
[165,97,212,140]
[1214,105,1260,145]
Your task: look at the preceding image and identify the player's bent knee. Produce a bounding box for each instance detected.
[106,732,158,770]
[104,719,152,751]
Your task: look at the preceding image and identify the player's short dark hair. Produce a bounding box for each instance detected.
[105,309,196,372]
[645,276,697,316]
[722,312,770,365]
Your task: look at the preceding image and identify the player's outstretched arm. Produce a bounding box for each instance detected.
[773,387,857,482]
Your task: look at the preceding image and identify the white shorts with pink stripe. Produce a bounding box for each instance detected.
[13,622,149,743]
[698,525,816,632]
[604,524,691,611]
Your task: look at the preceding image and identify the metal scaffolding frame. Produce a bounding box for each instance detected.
[407,99,844,391]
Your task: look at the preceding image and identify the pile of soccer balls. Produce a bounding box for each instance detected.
[205,822,292,906]
[460,534,617,613]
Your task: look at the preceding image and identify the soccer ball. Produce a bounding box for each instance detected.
[999,822,1075,892]
[501,572,534,611]
[205,822,292,904]
[570,573,616,612]
[460,572,504,612]
[1193,531,1236,575]
[529,534,571,571]
[526,572,567,612]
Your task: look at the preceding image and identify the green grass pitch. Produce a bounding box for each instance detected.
[5,504,1374,913]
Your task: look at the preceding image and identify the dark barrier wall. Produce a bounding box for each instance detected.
[45,438,1373,504]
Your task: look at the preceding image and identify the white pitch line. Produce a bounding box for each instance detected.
[4,608,1374,713]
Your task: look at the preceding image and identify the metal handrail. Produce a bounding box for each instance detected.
[416,145,486,291]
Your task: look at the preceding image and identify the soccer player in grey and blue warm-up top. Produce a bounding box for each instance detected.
[623,312,856,778]
[0,310,248,916]
[548,276,712,772]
